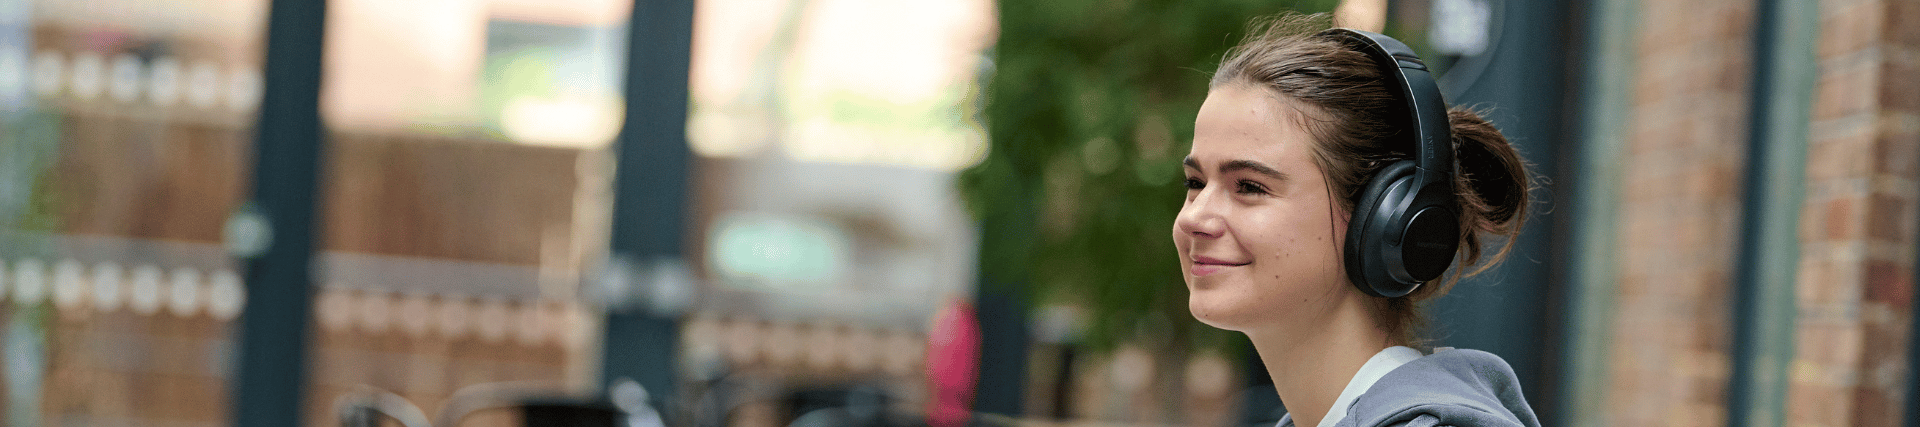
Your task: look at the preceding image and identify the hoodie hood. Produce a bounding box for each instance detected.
[1333,348,1541,427]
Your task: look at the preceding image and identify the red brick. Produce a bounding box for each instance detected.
[1690,373,1729,404]
[1815,60,1880,121]
[1832,259,1870,301]
[1707,5,1754,41]
[1804,201,1829,242]
[1788,382,1824,425]
[1810,131,1872,181]
[1702,268,1738,301]
[1829,197,1859,239]
[1792,382,1854,426]
[1867,193,1914,241]
[1819,1,1847,57]
[1864,260,1914,307]
[1886,0,1920,46]
[1820,1,1881,58]
[1882,57,1920,113]
[1796,322,1830,366]
[1705,163,1743,199]
[1860,308,1910,357]
[1876,133,1920,177]
[1800,257,1832,302]
[1850,386,1900,427]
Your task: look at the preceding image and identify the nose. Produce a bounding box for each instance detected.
[1174,188,1226,239]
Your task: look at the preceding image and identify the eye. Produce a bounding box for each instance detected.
[1183,177,1204,190]
[1235,180,1268,195]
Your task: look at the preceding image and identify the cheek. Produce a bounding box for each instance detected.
[1251,212,1343,275]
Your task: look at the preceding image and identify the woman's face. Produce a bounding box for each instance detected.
[1174,84,1352,331]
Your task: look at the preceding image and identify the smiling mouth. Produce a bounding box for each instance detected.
[1190,256,1249,267]
[1188,257,1248,277]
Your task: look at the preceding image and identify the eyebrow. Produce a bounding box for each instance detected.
[1184,156,1289,182]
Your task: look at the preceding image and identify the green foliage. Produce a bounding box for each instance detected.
[961,0,1338,350]
[1,110,64,233]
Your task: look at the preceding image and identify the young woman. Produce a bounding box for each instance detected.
[1173,14,1540,427]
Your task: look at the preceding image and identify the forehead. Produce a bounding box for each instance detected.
[1189,85,1319,169]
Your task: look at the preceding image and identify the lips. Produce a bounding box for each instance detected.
[1189,255,1249,277]
[1192,255,1249,266]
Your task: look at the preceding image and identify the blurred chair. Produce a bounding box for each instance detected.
[336,381,646,427]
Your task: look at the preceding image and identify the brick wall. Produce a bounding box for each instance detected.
[1788,0,1920,425]
[1603,0,1755,425]
[1602,0,1920,424]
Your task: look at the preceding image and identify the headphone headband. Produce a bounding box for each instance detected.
[1319,28,1454,188]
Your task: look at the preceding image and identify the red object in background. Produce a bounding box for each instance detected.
[925,297,981,427]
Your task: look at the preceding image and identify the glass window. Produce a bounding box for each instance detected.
[2,0,268,425]
[310,0,631,425]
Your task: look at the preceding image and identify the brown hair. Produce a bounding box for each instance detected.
[1210,13,1532,345]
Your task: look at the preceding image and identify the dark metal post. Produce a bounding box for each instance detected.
[970,188,1034,418]
[1908,225,1920,427]
[971,289,1028,417]
[601,0,697,409]
[228,0,327,424]
[1726,0,1815,424]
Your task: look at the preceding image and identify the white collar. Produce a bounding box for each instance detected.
[1316,346,1423,427]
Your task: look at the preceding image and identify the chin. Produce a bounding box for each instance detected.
[1186,289,1253,332]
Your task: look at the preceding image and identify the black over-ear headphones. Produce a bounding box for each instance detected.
[1321,28,1460,298]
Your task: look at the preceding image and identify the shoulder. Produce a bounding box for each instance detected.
[1338,349,1541,427]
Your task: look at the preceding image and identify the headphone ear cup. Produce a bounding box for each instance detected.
[1344,161,1420,298]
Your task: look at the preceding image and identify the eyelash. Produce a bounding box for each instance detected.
[1182,178,1269,195]
[1235,180,1268,195]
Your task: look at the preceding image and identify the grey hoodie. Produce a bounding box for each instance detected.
[1278,349,1542,427]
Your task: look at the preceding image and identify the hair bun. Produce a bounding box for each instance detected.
[1447,107,1531,273]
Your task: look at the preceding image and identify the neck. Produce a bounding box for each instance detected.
[1247,290,1393,427]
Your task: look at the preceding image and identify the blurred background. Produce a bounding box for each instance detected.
[0,0,1909,426]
